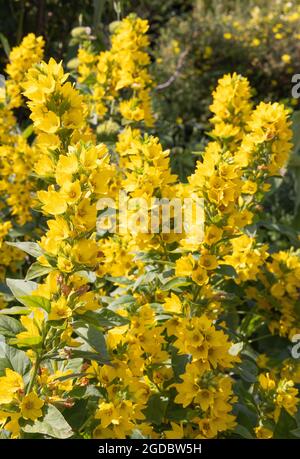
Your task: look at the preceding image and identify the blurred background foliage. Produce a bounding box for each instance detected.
[1,0,300,245]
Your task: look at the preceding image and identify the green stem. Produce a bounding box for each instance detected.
[26,353,41,394]
[248,334,273,344]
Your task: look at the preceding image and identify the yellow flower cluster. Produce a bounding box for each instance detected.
[173,73,292,307]
[0,369,44,437]
[0,44,43,297]
[170,316,238,438]
[246,250,300,338]
[5,33,45,108]
[77,15,154,126]
[0,136,35,225]
[22,58,86,148]
[254,372,299,438]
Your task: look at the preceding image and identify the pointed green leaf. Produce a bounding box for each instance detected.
[6,278,38,306]
[0,306,31,315]
[22,405,73,439]
[20,295,51,313]
[25,262,53,281]
[0,341,31,377]
[0,315,24,337]
[6,242,42,258]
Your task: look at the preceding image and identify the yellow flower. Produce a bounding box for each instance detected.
[37,188,67,215]
[4,413,22,438]
[0,369,24,404]
[251,38,260,47]
[259,373,276,391]
[255,425,273,439]
[95,402,119,428]
[204,225,223,245]
[281,54,291,64]
[57,256,74,273]
[165,422,184,439]
[20,392,44,420]
[242,181,257,195]
[61,180,82,204]
[175,254,195,277]
[16,309,44,347]
[192,266,208,285]
[199,254,218,270]
[163,293,182,314]
[33,109,60,133]
[55,154,79,186]
[72,238,99,266]
[6,33,44,109]
[49,297,72,321]
[73,199,96,231]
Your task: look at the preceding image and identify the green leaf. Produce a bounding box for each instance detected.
[236,358,258,383]
[108,295,135,309]
[0,315,24,337]
[64,349,110,364]
[132,272,156,290]
[258,221,300,247]
[10,336,42,347]
[165,403,189,421]
[0,341,31,378]
[25,263,53,281]
[22,405,73,439]
[144,394,169,425]
[81,309,130,328]
[0,33,10,58]
[292,110,300,155]
[105,276,132,285]
[234,403,258,432]
[234,380,258,415]
[171,349,189,377]
[0,282,11,295]
[291,427,300,438]
[53,372,85,382]
[20,295,51,313]
[22,124,34,139]
[63,399,88,430]
[73,323,110,362]
[6,242,43,258]
[217,264,237,278]
[273,408,298,439]
[0,306,31,315]
[234,425,254,439]
[6,278,38,306]
[161,277,191,291]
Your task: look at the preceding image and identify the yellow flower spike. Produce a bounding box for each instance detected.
[6,33,45,109]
